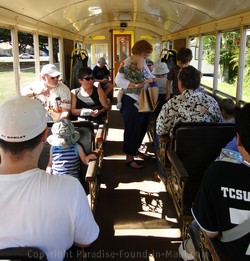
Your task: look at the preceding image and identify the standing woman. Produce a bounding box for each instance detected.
[71,67,110,126]
[115,40,155,169]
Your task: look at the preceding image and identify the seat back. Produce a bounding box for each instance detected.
[173,122,235,213]
[72,120,95,154]
[0,247,47,260]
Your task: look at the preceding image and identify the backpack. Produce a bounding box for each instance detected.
[160,49,177,71]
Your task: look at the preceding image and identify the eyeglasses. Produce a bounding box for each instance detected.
[49,75,60,80]
[83,76,94,81]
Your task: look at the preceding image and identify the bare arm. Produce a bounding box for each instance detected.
[205,231,219,238]
[60,107,70,119]
[144,77,153,83]
[21,82,50,97]
[77,144,97,165]
[21,85,35,97]
[70,91,82,117]
[97,87,110,111]
[94,77,108,84]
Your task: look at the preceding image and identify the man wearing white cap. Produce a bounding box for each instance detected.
[0,96,99,261]
[21,64,71,121]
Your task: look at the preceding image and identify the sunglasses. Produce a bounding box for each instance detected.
[83,76,94,81]
[49,75,60,80]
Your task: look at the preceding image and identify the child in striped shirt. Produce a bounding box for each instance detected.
[46,119,97,179]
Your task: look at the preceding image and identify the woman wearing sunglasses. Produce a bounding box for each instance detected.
[71,67,110,126]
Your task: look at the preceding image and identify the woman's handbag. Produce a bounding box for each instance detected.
[138,86,158,112]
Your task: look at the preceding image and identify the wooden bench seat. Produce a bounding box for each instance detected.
[164,122,235,259]
[166,122,235,221]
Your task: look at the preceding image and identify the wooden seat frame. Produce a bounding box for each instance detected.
[164,122,235,260]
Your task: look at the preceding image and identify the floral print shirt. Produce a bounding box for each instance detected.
[156,89,224,137]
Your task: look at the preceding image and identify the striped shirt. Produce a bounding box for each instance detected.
[51,143,80,178]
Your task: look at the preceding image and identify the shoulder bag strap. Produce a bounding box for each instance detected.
[220,218,250,242]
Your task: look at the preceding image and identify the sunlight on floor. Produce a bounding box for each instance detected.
[112,180,181,238]
[138,211,178,224]
[102,101,182,243]
[114,228,181,238]
[114,180,166,193]
[111,104,119,111]
[106,127,124,142]
[106,127,151,143]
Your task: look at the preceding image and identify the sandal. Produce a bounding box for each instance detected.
[135,151,150,160]
[125,160,144,169]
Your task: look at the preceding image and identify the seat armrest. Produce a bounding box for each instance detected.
[85,150,100,183]
[199,230,232,261]
[167,149,189,182]
[85,149,101,213]
[95,124,105,148]
[166,149,190,219]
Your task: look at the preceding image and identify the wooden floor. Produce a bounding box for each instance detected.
[86,100,183,261]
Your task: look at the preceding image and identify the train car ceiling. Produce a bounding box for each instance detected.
[1,0,250,39]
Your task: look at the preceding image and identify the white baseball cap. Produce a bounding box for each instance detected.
[0,96,47,142]
[40,64,61,77]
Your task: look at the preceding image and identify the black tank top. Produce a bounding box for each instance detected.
[75,86,102,110]
[73,86,106,124]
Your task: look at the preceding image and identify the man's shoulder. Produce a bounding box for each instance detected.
[57,82,69,88]
[206,160,246,178]
[36,169,79,185]
[93,65,103,70]
[198,91,217,102]
[168,94,182,104]
[56,82,70,92]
